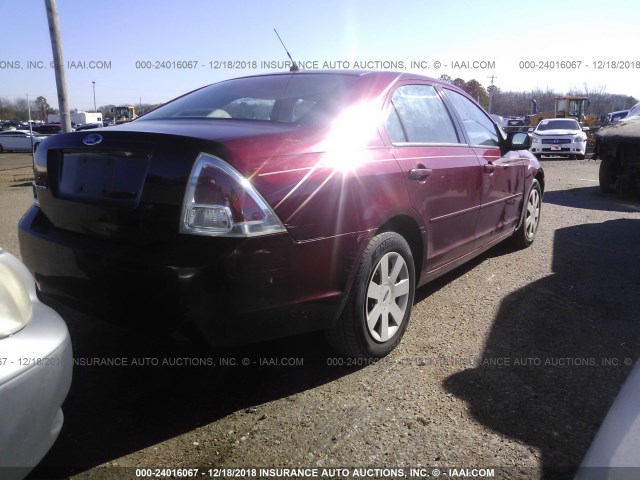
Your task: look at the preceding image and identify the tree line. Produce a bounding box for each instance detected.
[0,96,54,121]
[438,75,637,119]
[2,81,637,123]
[0,97,161,121]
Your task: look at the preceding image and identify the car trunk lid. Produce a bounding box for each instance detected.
[33,122,315,245]
[34,130,216,245]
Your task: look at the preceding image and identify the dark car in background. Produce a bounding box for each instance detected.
[18,71,544,358]
[602,110,630,125]
[595,117,640,195]
[1,120,20,131]
[31,123,65,135]
[74,123,104,132]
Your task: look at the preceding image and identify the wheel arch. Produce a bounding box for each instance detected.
[376,214,425,281]
[515,169,544,232]
[535,169,545,194]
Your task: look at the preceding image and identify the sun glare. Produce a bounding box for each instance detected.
[317,101,381,172]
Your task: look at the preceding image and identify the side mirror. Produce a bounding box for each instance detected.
[509,132,531,150]
[527,127,534,133]
[582,126,590,132]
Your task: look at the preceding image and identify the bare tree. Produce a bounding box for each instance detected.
[35,96,51,121]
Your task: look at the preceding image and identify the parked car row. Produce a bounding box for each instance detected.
[1,120,115,138]
[1,121,41,131]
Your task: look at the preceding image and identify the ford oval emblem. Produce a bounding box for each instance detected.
[83,133,103,146]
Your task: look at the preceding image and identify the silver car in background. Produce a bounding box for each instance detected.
[0,248,73,480]
[0,130,43,153]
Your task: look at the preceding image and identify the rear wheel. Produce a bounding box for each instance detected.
[512,179,541,249]
[326,231,415,358]
[599,160,615,193]
[0,144,4,153]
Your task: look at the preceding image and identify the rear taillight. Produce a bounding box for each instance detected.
[180,154,286,237]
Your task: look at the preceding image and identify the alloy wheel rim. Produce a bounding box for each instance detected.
[525,188,540,239]
[365,252,410,342]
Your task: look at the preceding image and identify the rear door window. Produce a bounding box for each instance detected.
[385,85,460,144]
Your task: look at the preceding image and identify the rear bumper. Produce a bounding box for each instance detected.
[18,206,367,346]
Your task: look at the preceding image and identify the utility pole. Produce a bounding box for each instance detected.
[27,94,35,156]
[92,81,96,112]
[45,0,71,132]
[487,75,497,114]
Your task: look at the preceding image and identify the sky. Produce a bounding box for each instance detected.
[1,0,639,112]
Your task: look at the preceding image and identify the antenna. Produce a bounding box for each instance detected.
[274,29,299,72]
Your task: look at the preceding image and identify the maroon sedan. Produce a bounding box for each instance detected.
[19,71,543,358]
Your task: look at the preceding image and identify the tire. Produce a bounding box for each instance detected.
[512,179,542,249]
[534,154,542,161]
[326,231,416,358]
[0,144,4,153]
[577,154,585,160]
[599,160,615,193]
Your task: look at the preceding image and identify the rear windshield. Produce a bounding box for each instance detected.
[140,74,360,124]
[537,119,580,131]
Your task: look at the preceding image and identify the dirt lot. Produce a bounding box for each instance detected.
[2,152,639,480]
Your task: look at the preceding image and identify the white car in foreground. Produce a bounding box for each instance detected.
[576,360,640,479]
[530,118,588,160]
[0,248,72,480]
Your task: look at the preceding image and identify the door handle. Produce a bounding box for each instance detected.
[483,163,496,173]
[408,167,432,181]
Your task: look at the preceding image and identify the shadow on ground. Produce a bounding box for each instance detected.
[28,312,355,479]
[544,186,640,213]
[444,218,640,479]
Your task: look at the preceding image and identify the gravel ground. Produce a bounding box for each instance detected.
[2,153,639,480]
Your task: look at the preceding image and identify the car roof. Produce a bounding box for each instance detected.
[211,69,458,90]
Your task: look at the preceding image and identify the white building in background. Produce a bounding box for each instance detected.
[47,111,102,124]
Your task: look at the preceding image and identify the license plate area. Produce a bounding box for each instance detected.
[550,145,561,151]
[55,151,149,207]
